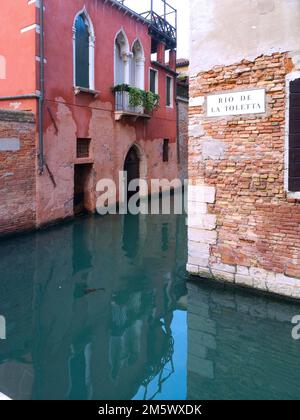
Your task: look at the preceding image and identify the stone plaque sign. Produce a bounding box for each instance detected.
[0,138,20,152]
[207,89,266,117]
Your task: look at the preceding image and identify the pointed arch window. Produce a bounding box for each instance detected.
[131,39,145,90]
[114,30,130,86]
[73,10,95,90]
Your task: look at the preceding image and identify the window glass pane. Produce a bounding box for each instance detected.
[150,70,156,93]
[166,77,172,106]
[75,14,89,88]
[289,78,300,191]
[114,43,124,85]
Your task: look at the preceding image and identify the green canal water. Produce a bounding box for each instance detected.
[0,210,300,400]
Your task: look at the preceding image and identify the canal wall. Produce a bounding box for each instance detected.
[187,0,300,299]
[0,110,36,236]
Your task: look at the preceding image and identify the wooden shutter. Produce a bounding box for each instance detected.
[289,78,300,191]
[75,15,89,89]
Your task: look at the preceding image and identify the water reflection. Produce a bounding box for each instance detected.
[0,211,187,400]
[187,280,300,400]
[1,209,300,400]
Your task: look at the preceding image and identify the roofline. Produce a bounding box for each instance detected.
[106,0,177,48]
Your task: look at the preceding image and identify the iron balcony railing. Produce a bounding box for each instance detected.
[113,0,177,50]
[115,91,143,114]
[140,9,176,48]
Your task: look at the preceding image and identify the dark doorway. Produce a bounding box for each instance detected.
[74,164,92,215]
[124,146,140,199]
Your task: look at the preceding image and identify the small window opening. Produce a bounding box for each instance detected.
[77,138,91,158]
[163,139,169,162]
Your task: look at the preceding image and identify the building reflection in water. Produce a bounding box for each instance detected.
[2,207,300,400]
[187,280,300,400]
[0,209,187,400]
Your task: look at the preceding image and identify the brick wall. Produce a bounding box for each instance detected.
[0,110,36,236]
[177,98,189,180]
[177,97,189,180]
[187,53,300,299]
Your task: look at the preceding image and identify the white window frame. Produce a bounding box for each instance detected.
[166,75,174,108]
[285,71,300,199]
[114,28,131,86]
[132,38,145,90]
[149,68,158,94]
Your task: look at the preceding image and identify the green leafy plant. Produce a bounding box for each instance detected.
[128,87,144,108]
[143,91,160,111]
[112,84,130,93]
[112,84,160,112]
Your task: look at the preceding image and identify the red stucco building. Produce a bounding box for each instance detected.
[0,0,179,232]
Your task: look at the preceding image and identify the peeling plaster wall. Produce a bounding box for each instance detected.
[0,0,179,230]
[190,0,300,75]
[37,97,178,226]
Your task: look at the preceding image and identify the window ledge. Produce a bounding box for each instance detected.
[74,157,94,165]
[114,110,151,122]
[287,191,300,200]
[74,87,100,97]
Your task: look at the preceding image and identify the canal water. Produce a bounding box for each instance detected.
[0,210,300,400]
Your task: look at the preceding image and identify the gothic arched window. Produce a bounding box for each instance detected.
[73,10,95,89]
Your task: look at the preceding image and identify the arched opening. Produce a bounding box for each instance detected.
[114,29,130,85]
[131,39,145,89]
[123,145,141,256]
[124,146,140,198]
[73,9,95,89]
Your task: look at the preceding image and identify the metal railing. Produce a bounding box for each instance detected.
[115,91,144,114]
[114,0,177,48]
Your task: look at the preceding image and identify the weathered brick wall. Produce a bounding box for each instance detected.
[188,53,300,298]
[0,110,36,236]
[178,97,189,180]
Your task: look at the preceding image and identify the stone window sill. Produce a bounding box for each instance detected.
[74,157,94,165]
[74,87,100,97]
[287,191,300,200]
[114,110,151,122]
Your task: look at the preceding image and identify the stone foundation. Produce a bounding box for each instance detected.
[187,52,300,299]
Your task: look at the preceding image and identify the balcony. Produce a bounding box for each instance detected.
[113,85,160,121]
[114,91,151,121]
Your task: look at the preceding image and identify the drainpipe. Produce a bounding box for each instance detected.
[176,95,181,165]
[38,0,45,174]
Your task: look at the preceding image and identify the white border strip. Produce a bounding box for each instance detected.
[0,392,11,400]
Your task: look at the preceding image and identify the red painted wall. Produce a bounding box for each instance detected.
[0,0,176,140]
[42,0,177,141]
[0,0,37,111]
[0,0,179,228]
